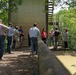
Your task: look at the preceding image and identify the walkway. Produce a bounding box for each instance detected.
[49,46,76,75]
[0,47,38,75]
[0,46,76,75]
[52,50,76,75]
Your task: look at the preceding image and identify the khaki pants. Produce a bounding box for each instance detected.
[54,36,58,49]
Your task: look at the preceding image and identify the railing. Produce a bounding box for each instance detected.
[48,35,72,49]
[38,38,71,75]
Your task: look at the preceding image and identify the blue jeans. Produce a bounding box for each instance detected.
[0,35,5,59]
[50,37,54,46]
[7,36,13,53]
[30,37,38,54]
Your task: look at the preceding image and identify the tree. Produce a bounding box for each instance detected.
[54,0,76,9]
[0,0,23,24]
[0,0,23,12]
[8,0,23,22]
[55,8,76,49]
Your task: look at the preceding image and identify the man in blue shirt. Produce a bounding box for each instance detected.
[7,22,14,54]
[29,23,40,55]
[18,26,24,47]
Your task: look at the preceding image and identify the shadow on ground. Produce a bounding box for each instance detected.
[0,47,38,75]
[52,50,76,57]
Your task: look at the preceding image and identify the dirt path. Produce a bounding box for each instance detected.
[52,51,76,75]
[1,46,76,75]
[0,47,38,75]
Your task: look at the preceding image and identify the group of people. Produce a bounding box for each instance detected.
[41,27,68,49]
[0,18,69,59]
[49,28,68,49]
[0,19,24,60]
[29,23,68,56]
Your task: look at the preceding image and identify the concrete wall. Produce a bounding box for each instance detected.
[11,0,46,46]
[38,39,71,75]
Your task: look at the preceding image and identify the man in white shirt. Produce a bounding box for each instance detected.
[29,23,40,55]
[0,19,9,60]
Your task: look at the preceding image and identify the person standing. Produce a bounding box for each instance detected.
[13,26,19,49]
[18,26,24,47]
[63,29,68,48]
[49,29,54,46]
[0,19,9,60]
[53,28,60,49]
[29,23,40,55]
[7,22,14,54]
[41,28,47,44]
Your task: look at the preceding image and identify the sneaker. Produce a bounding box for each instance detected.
[9,52,14,54]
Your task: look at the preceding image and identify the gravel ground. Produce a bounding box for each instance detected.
[52,50,76,75]
[0,47,38,75]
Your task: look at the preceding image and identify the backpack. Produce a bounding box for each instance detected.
[54,30,60,36]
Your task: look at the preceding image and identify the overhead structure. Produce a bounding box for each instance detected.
[45,0,54,35]
[48,0,54,25]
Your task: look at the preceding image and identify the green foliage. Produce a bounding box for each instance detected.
[8,0,23,12]
[0,0,23,12]
[48,25,54,32]
[0,0,8,10]
[65,0,76,8]
[0,0,23,24]
[54,0,76,8]
[55,8,76,49]
[0,10,8,25]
